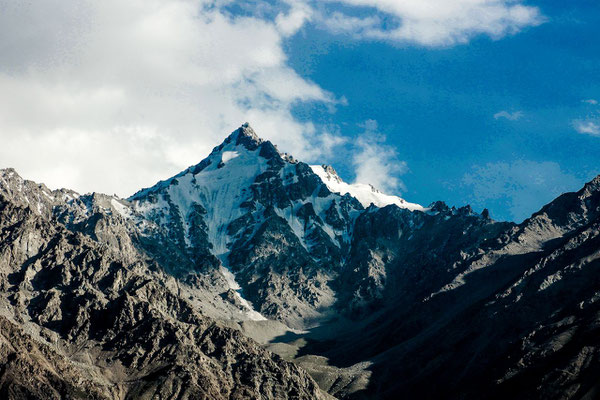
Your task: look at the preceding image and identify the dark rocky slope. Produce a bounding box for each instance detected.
[295,176,600,400]
[0,191,328,399]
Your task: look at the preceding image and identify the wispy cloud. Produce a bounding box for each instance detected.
[316,0,545,46]
[352,120,407,194]
[462,160,580,222]
[582,99,598,105]
[275,1,313,37]
[573,120,600,136]
[494,110,524,121]
[317,11,382,37]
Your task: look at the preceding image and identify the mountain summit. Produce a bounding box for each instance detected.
[128,123,371,326]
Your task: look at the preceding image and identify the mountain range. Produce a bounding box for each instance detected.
[1,123,600,399]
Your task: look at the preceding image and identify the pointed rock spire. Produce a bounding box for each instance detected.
[225,122,263,151]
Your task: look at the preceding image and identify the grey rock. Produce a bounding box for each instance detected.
[0,188,328,400]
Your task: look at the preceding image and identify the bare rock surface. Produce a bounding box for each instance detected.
[0,189,327,400]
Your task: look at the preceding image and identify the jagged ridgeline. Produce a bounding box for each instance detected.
[1,123,600,399]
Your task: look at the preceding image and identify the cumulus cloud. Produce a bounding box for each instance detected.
[573,120,600,136]
[462,160,580,222]
[0,0,548,198]
[0,0,339,196]
[316,0,545,46]
[494,110,524,121]
[352,120,408,194]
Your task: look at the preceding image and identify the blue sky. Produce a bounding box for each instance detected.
[278,0,600,221]
[1,0,598,221]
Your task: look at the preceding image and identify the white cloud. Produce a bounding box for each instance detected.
[573,120,600,136]
[494,110,524,121]
[317,0,545,46]
[582,99,598,105]
[352,120,407,194]
[318,11,382,37]
[462,160,580,222]
[275,1,313,37]
[0,0,341,196]
[0,0,548,198]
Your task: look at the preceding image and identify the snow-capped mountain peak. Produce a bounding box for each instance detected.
[230,122,263,147]
[123,123,431,280]
[310,164,424,211]
[127,124,425,263]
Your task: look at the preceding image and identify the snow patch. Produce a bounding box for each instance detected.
[220,265,241,291]
[221,151,239,164]
[111,199,131,218]
[42,191,54,201]
[310,165,424,211]
[219,265,266,321]
[275,206,309,250]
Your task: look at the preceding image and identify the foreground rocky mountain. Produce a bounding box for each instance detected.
[0,169,328,399]
[1,123,600,399]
